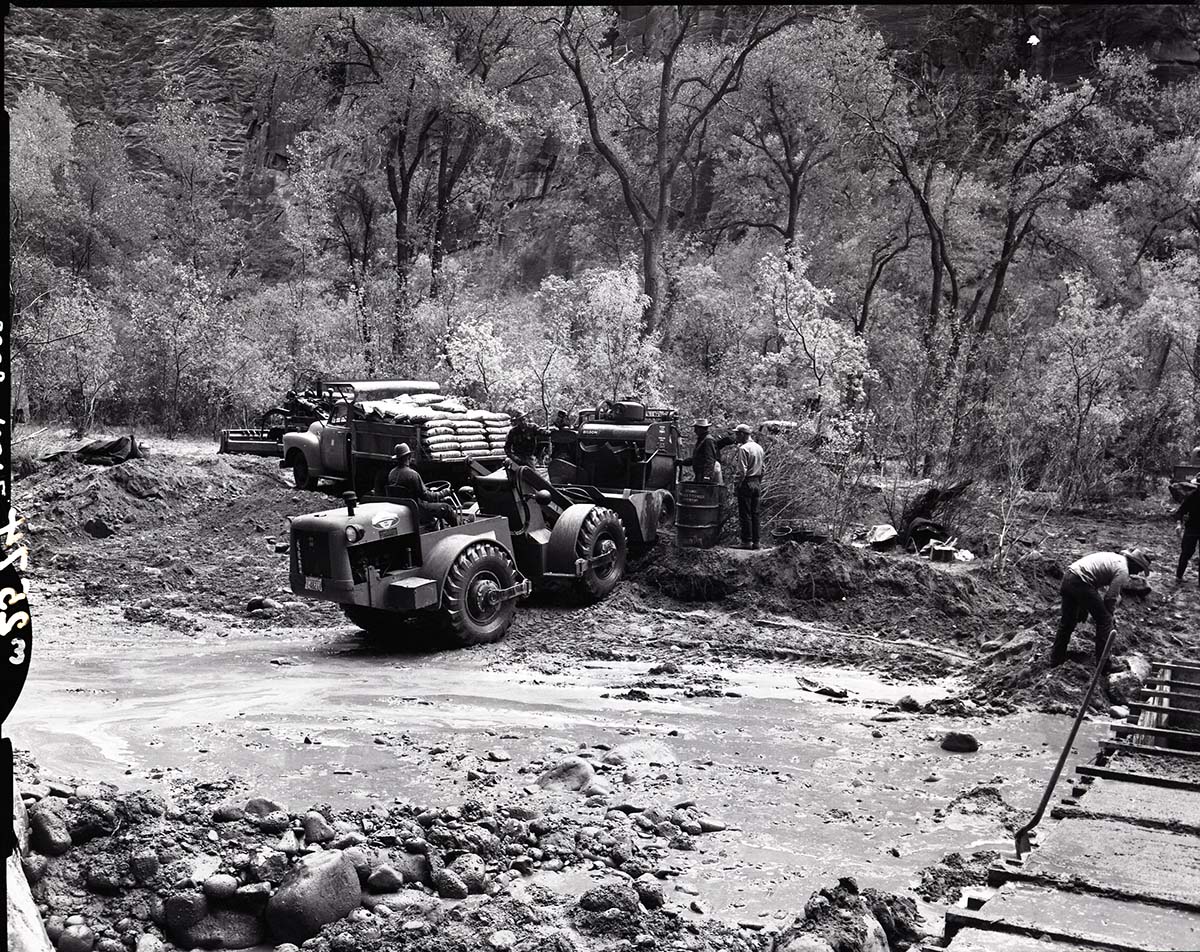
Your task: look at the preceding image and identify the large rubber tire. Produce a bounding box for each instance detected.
[291,453,318,490]
[441,541,519,647]
[342,605,397,640]
[575,506,627,602]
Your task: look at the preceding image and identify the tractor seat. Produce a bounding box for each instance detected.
[471,469,525,524]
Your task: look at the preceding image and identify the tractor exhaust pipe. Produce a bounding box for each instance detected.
[343,491,357,516]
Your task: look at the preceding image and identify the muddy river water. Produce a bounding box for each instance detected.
[11,593,1107,927]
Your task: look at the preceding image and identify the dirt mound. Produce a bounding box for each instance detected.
[18,453,284,539]
[639,542,1019,644]
[915,850,999,904]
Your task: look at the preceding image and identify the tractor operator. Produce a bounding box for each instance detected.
[1050,548,1150,667]
[504,409,549,469]
[733,423,765,549]
[386,443,457,526]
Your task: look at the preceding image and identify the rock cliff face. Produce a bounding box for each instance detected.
[4,8,283,205]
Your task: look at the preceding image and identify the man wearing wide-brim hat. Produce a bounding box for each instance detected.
[681,419,724,483]
[385,442,457,526]
[1050,547,1151,667]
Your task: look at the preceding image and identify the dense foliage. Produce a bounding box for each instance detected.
[8,5,1199,500]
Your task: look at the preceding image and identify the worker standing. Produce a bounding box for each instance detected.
[386,443,457,526]
[1174,476,1200,586]
[733,423,765,549]
[1050,548,1150,667]
[681,419,721,482]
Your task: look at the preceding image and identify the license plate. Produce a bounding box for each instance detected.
[304,577,323,592]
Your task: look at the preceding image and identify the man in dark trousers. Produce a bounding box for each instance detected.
[1051,548,1150,666]
[733,423,765,549]
[504,409,547,469]
[386,443,457,526]
[1175,476,1200,586]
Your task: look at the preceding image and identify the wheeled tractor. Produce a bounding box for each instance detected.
[288,465,627,647]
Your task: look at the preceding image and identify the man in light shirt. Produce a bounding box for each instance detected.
[1051,548,1150,667]
[733,423,765,549]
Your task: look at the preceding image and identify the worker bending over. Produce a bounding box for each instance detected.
[1051,548,1150,667]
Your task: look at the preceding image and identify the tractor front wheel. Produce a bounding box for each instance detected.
[442,542,519,646]
[574,506,627,602]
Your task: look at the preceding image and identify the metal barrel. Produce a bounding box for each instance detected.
[675,480,721,548]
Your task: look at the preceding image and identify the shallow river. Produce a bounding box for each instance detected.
[11,594,1107,926]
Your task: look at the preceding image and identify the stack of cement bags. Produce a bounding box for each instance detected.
[357,393,511,461]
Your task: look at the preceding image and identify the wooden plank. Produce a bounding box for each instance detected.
[1128,701,1200,717]
[1020,817,1200,910]
[946,882,1200,952]
[946,927,1099,952]
[1077,764,1200,791]
[1052,777,1200,833]
[1150,659,1200,674]
[1139,688,1200,702]
[1100,740,1200,761]
[1111,723,1200,741]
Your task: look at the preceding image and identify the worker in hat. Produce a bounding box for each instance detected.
[385,443,457,526]
[732,423,765,549]
[681,419,725,483]
[1050,548,1151,667]
[504,408,549,469]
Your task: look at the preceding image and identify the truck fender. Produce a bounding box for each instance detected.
[546,503,598,570]
[422,530,507,596]
[282,429,322,477]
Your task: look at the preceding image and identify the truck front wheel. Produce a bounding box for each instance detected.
[290,453,317,490]
[442,542,519,647]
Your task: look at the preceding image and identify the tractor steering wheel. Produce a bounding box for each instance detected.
[425,479,458,507]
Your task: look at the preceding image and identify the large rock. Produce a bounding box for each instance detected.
[432,868,469,900]
[392,851,431,886]
[302,811,334,844]
[448,853,487,894]
[364,891,439,917]
[28,801,72,856]
[940,731,979,753]
[266,849,361,944]
[171,909,264,950]
[6,853,54,952]
[244,797,285,818]
[538,757,600,793]
[579,882,640,914]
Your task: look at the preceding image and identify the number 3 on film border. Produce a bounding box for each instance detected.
[0,507,32,725]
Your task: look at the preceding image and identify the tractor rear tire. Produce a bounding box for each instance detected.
[342,605,396,640]
[442,541,519,647]
[575,506,627,602]
[291,454,317,491]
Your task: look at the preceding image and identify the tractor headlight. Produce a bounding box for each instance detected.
[345,525,364,544]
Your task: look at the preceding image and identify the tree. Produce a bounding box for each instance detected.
[270,7,542,355]
[551,5,799,332]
